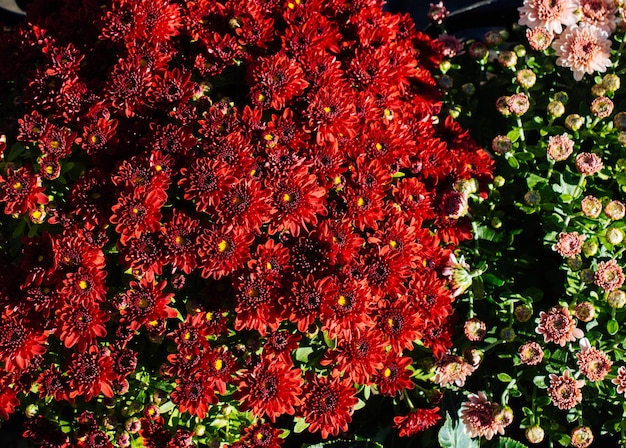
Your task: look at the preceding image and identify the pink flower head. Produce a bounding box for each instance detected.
[576,341,612,381]
[546,133,574,161]
[552,231,585,258]
[536,305,584,346]
[579,0,618,35]
[434,354,475,387]
[460,392,511,440]
[594,259,625,292]
[552,24,612,81]
[518,0,578,34]
[575,152,603,175]
[547,370,584,410]
[526,27,555,51]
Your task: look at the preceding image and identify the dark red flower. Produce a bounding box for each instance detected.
[171,374,218,419]
[249,53,309,110]
[300,374,358,439]
[118,278,177,332]
[197,224,255,280]
[373,353,415,397]
[160,209,200,274]
[0,165,49,216]
[37,364,70,402]
[56,300,109,351]
[393,407,442,437]
[67,346,115,402]
[0,309,48,372]
[110,186,166,245]
[239,421,284,448]
[235,358,303,422]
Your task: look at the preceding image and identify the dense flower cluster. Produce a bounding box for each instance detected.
[430,0,626,445]
[0,0,491,445]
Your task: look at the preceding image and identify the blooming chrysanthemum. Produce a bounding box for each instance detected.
[552,231,585,258]
[552,24,612,81]
[578,0,617,34]
[576,343,612,382]
[300,374,358,439]
[546,133,574,161]
[536,305,584,346]
[393,407,442,437]
[518,341,544,365]
[67,346,115,402]
[460,392,506,440]
[433,353,476,387]
[0,310,48,372]
[239,422,284,448]
[235,359,303,422]
[518,0,577,34]
[612,365,626,396]
[170,375,218,420]
[547,370,584,410]
[595,259,625,292]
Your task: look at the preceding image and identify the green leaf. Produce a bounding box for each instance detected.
[293,417,309,434]
[608,319,619,335]
[295,347,314,363]
[507,128,521,142]
[526,173,547,189]
[497,436,530,448]
[482,273,506,287]
[497,372,513,382]
[354,398,366,410]
[158,401,176,414]
[438,413,479,448]
[507,155,520,169]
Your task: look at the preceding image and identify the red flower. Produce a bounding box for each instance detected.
[320,333,386,384]
[110,186,166,245]
[375,297,423,352]
[320,277,373,340]
[0,309,48,372]
[373,353,415,397]
[305,84,358,144]
[80,117,119,155]
[56,300,109,351]
[67,346,115,402]
[160,209,200,275]
[283,274,334,333]
[37,364,70,402]
[249,53,309,110]
[300,374,358,439]
[118,278,177,332]
[0,165,49,216]
[198,225,255,280]
[393,407,442,437]
[0,380,19,420]
[233,272,282,336]
[218,178,273,233]
[268,171,327,236]
[239,422,284,448]
[171,374,218,419]
[106,57,153,117]
[235,358,303,422]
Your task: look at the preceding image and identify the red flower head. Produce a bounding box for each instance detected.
[67,345,115,402]
[300,374,358,439]
[0,309,48,372]
[118,278,177,332]
[56,300,109,351]
[249,53,309,110]
[0,165,49,216]
[239,421,284,448]
[171,374,218,419]
[235,358,303,422]
[110,186,166,245]
[393,407,442,437]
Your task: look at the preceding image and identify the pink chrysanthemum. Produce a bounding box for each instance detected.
[547,370,584,410]
[546,133,574,161]
[552,231,585,258]
[579,0,618,35]
[433,354,476,387]
[536,306,584,346]
[576,344,612,382]
[595,259,625,292]
[518,341,544,365]
[460,392,511,440]
[518,0,578,34]
[552,24,612,81]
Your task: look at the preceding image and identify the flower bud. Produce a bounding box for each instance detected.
[464,318,487,341]
[438,74,453,90]
[461,83,476,96]
[491,216,503,228]
[575,302,595,322]
[580,268,595,284]
[492,135,513,154]
[116,432,131,448]
[24,404,39,418]
[507,92,530,115]
[591,83,606,97]
[602,73,620,92]
[468,41,489,61]
[619,132,626,146]
[591,96,614,118]
[546,100,565,118]
[582,240,598,257]
[498,50,517,68]
[524,190,541,205]
[484,30,503,46]
[567,256,583,271]
[525,425,545,444]
[581,195,602,218]
[570,426,593,448]
[496,96,511,116]
[514,304,533,322]
[608,289,626,308]
[513,43,526,57]
[493,175,505,187]
[439,59,452,73]
[565,113,584,131]
[605,200,626,220]
[516,69,536,88]
[606,227,624,245]
[500,326,516,342]
[125,417,141,434]
[614,112,626,130]
[194,424,207,437]
[554,91,569,104]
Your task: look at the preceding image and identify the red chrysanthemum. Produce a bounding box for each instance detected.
[56,300,109,351]
[0,165,49,216]
[117,278,177,332]
[67,346,115,402]
[393,407,442,437]
[171,374,218,420]
[235,358,303,422]
[300,374,358,439]
[0,310,48,372]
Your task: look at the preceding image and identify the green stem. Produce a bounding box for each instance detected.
[516,116,526,151]
[571,174,587,202]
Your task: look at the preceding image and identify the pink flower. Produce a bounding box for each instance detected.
[460,392,511,440]
[575,152,603,175]
[518,0,578,34]
[551,231,585,258]
[536,306,584,346]
[579,0,618,35]
[547,370,584,410]
[594,259,625,292]
[576,342,612,382]
[552,24,612,81]
[546,133,574,161]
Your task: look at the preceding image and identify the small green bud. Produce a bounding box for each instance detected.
[500,327,516,342]
[606,227,624,245]
[493,175,505,187]
[440,59,452,73]
[546,100,565,118]
[565,114,584,131]
[514,304,533,322]
[602,73,620,92]
[25,404,39,418]
[582,240,598,257]
[608,289,626,308]
[491,216,503,228]
[513,44,526,57]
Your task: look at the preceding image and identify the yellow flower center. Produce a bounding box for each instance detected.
[217,239,230,253]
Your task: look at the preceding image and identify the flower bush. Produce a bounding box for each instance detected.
[433,0,626,446]
[0,0,493,446]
